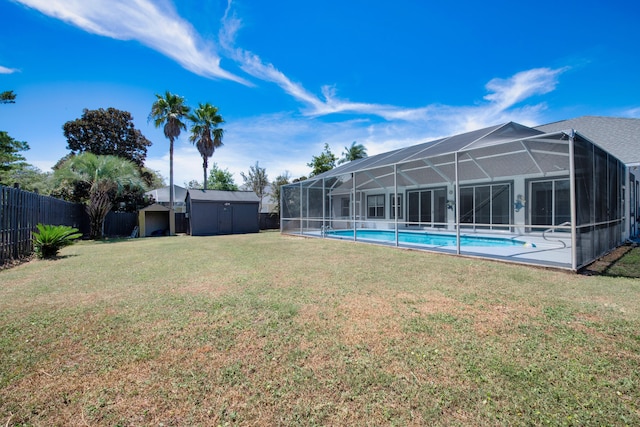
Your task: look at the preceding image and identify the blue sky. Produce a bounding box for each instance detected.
[1,0,639,186]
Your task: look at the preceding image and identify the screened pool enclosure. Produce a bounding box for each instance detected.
[281,122,629,270]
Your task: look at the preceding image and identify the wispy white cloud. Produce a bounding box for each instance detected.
[16,0,572,185]
[14,0,568,130]
[13,0,250,84]
[143,62,570,184]
[219,2,568,126]
[0,65,19,74]
[218,3,568,127]
[623,107,640,118]
[483,67,569,110]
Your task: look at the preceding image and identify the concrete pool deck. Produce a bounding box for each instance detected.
[294,229,574,269]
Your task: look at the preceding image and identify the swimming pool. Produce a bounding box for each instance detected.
[325,229,535,248]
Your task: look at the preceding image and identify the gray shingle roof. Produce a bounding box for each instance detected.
[187,189,260,203]
[535,116,640,165]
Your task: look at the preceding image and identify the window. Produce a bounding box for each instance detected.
[341,198,350,217]
[390,194,403,219]
[460,183,512,229]
[367,194,385,218]
[407,188,446,226]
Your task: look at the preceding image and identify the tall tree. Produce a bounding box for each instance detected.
[271,171,291,216]
[307,143,337,177]
[0,90,16,104]
[4,165,53,194]
[189,103,224,190]
[241,161,269,213]
[338,141,368,164]
[149,91,190,217]
[140,168,165,189]
[185,163,238,191]
[0,131,29,185]
[53,153,145,239]
[63,107,152,166]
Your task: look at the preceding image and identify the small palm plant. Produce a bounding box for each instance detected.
[32,223,82,259]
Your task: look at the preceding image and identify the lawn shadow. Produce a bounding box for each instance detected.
[580,244,640,278]
[91,237,140,245]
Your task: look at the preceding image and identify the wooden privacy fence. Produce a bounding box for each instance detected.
[0,185,87,266]
[104,211,138,237]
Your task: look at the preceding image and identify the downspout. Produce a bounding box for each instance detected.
[305,182,309,233]
[624,165,630,240]
[279,185,283,233]
[569,130,578,270]
[394,163,399,247]
[353,172,357,241]
[322,178,326,237]
[455,151,461,255]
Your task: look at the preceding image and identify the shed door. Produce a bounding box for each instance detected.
[218,205,233,234]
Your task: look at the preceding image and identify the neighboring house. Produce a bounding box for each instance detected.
[145,185,188,213]
[145,185,188,234]
[239,183,277,214]
[186,189,260,236]
[260,184,278,214]
[281,117,640,271]
[240,183,280,230]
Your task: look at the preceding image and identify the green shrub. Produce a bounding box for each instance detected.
[32,223,83,259]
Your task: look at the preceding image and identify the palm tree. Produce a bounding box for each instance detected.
[149,91,190,214]
[189,103,224,189]
[338,141,368,164]
[54,153,145,239]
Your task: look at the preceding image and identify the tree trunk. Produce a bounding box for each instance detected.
[169,137,174,212]
[87,191,112,239]
[203,159,208,191]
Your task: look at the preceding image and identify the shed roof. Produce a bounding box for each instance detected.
[535,116,640,165]
[187,189,260,203]
[139,203,170,212]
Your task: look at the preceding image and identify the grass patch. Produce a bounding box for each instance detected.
[1,232,640,425]
[604,245,640,277]
[582,244,640,278]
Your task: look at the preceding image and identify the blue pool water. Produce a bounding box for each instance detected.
[325,229,534,248]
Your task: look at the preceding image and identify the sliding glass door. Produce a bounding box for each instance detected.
[407,188,446,226]
[459,183,511,230]
[529,178,570,231]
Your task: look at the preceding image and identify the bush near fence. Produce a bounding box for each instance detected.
[0,185,89,265]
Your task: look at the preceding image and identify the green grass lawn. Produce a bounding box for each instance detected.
[1,232,639,426]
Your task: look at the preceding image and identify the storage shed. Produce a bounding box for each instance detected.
[186,190,260,236]
[138,203,172,237]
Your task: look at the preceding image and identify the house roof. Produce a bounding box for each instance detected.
[534,116,640,165]
[145,185,188,203]
[187,189,260,203]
